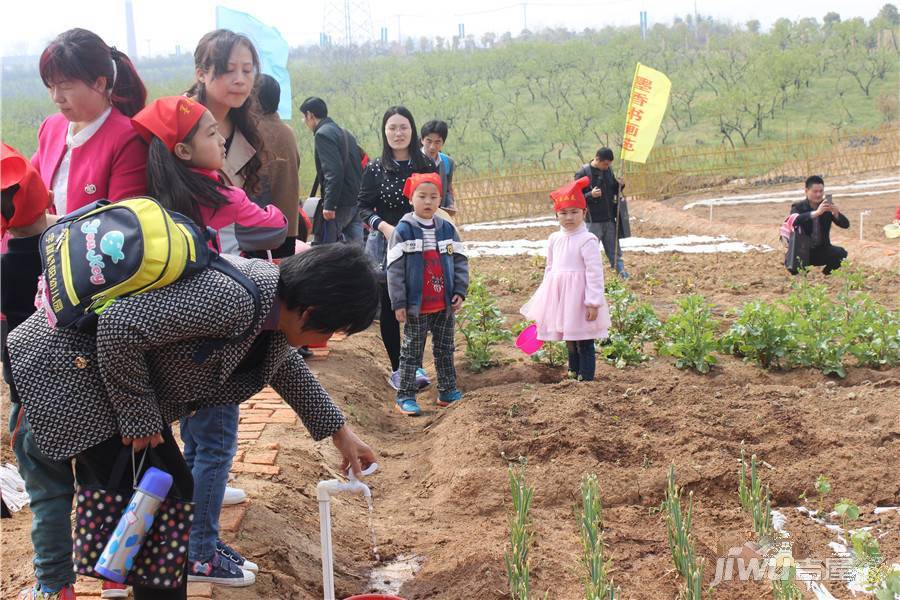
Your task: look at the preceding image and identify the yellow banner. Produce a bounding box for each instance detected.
[620,63,672,164]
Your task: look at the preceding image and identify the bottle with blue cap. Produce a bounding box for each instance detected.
[95,466,173,583]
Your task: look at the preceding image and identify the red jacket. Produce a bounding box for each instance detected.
[31,107,148,214]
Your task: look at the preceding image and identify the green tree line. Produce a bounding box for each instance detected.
[2,6,898,180]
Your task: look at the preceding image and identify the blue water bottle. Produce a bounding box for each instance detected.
[95,467,173,583]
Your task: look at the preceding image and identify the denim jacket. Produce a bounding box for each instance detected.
[386,213,469,317]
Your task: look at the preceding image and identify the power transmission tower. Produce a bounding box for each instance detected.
[322,0,374,47]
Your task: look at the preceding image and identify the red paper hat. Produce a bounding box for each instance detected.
[402,172,443,200]
[1,143,50,235]
[550,176,589,211]
[131,96,207,151]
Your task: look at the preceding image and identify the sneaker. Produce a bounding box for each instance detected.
[216,539,259,573]
[618,270,630,280]
[388,370,401,391]
[222,486,247,506]
[100,582,129,599]
[188,553,256,587]
[18,584,76,600]
[395,397,422,416]
[297,346,313,359]
[415,367,431,390]
[437,389,463,407]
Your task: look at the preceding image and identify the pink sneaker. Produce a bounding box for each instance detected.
[100,582,130,598]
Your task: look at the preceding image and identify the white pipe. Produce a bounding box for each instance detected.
[317,464,378,600]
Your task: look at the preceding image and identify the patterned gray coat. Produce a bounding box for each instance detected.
[6,257,345,460]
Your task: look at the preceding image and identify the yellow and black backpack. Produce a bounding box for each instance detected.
[37,197,261,361]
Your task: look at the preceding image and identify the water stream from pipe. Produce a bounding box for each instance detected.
[366,495,381,563]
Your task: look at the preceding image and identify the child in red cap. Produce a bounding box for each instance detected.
[520,176,611,381]
[131,96,287,254]
[2,143,77,600]
[386,173,468,415]
[132,96,290,587]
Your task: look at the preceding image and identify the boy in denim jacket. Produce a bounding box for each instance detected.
[386,173,468,416]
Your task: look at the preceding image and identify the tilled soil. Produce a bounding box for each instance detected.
[2,175,898,600]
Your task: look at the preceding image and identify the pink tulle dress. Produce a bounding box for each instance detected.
[521,223,611,341]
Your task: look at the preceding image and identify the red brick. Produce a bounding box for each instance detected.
[253,402,287,410]
[74,580,102,595]
[237,429,263,440]
[219,502,249,532]
[308,348,330,360]
[240,415,274,424]
[239,409,274,418]
[244,450,278,465]
[233,448,246,462]
[253,389,282,400]
[231,462,280,475]
[186,582,213,597]
[265,410,297,424]
[330,332,347,342]
[238,422,266,432]
[262,442,280,450]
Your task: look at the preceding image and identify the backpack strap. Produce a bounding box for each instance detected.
[192,256,263,364]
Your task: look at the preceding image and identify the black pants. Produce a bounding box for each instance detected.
[567,340,596,381]
[809,244,847,275]
[379,283,402,371]
[244,235,296,259]
[76,429,194,600]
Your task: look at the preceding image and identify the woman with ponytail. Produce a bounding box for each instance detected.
[32,28,148,216]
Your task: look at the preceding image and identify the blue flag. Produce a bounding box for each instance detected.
[216,6,291,120]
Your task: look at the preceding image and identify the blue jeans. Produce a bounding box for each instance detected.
[180,404,239,561]
[319,206,363,245]
[10,402,76,591]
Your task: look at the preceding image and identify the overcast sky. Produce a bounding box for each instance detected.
[1,0,891,58]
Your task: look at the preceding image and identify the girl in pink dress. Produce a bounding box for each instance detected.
[521,176,611,380]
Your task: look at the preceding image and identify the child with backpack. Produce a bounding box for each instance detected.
[130,96,288,587]
[521,177,611,381]
[2,143,76,600]
[386,173,468,416]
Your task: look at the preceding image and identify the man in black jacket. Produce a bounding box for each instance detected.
[301,97,363,244]
[790,175,850,275]
[575,147,628,278]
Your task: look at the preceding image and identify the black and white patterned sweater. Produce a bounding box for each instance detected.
[6,256,345,460]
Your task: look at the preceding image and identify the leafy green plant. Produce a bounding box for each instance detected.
[783,279,848,377]
[512,321,569,368]
[657,295,719,374]
[813,475,831,516]
[662,465,705,600]
[505,464,535,600]
[721,301,795,369]
[850,529,890,590]
[579,474,618,600]
[843,297,900,368]
[457,275,512,372]
[874,567,900,600]
[834,498,860,529]
[599,284,661,368]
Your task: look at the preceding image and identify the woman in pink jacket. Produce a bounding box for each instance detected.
[33,28,148,216]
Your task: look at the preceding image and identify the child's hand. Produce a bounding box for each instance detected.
[451,294,464,312]
[586,306,599,322]
[395,308,407,323]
